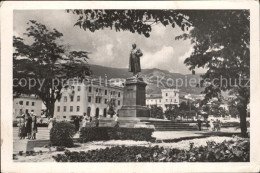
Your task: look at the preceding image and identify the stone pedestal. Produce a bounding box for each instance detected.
[118,77,151,128]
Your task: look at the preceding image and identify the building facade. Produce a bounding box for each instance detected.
[54,79,124,121]
[146,88,179,111]
[13,95,42,119]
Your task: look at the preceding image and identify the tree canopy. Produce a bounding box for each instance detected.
[13,20,91,117]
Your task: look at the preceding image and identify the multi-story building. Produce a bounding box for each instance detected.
[146,88,179,111]
[54,78,124,121]
[13,94,42,119]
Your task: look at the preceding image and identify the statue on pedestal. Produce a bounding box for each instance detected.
[128,43,143,77]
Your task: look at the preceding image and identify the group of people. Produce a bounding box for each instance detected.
[207,119,222,131]
[76,112,119,131]
[17,111,37,140]
[197,117,222,131]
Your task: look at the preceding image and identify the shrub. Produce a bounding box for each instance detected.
[56,146,66,151]
[50,121,76,147]
[79,127,154,143]
[53,138,249,162]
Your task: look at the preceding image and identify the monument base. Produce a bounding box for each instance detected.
[118,105,150,118]
[117,77,152,128]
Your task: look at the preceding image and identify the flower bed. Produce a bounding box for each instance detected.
[53,138,249,162]
[79,127,155,143]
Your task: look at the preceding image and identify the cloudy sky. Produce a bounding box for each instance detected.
[14,10,205,74]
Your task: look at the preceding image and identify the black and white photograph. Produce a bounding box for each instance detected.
[1,1,260,173]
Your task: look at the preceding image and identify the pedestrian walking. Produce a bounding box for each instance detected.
[197,118,202,131]
[82,113,87,128]
[114,114,119,128]
[209,120,215,131]
[215,119,221,131]
[31,114,38,139]
[74,116,80,132]
[25,113,32,139]
[48,117,54,130]
[17,114,26,139]
[94,115,99,127]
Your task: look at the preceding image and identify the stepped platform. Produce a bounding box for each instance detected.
[141,119,198,131]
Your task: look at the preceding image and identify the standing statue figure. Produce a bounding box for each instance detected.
[129,43,143,77]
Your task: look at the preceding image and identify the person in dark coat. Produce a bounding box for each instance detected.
[31,114,38,139]
[95,115,99,127]
[25,113,32,139]
[197,118,202,131]
[74,116,80,132]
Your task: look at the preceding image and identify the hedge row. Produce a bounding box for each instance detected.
[53,138,249,162]
[50,122,76,147]
[79,127,155,143]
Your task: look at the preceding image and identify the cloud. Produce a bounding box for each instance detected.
[141,46,175,70]
[90,43,115,65]
[178,47,194,64]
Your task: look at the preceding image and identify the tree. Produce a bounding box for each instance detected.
[68,10,250,136]
[177,11,249,136]
[13,20,91,117]
[179,101,188,111]
[150,105,163,119]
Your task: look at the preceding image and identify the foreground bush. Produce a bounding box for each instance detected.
[53,138,249,162]
[50,122,76,147]
[79,127,154,142]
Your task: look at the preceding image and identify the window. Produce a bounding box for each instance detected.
[77,106,80,112]
[118,92,121,97]
[57,106,60,112]
[105,90,107,95]
[159,100,161,102]
[171,99,172,102]
[166,93,168,96]
[104,99,107,104]
[26,101,29,106]
[111,91,113,95]
[175,92,177,96]
[89,86,92,92]
[63,116,66,119]
[118,100,120,106]
[70,96,74,102]
[31,109,34,113]
[175,99,177,102]
[88,96,91,103]
[63,106,66,112]
[19,109,23,115]
[166,99,168,102]
[25,109,28,114]
[64,96,67,102]
[70,106,73,112]
[77,96,80,101]
[19,101,23,105]
[32,102,35,106]
[96,88,99,92]
[78,86,81,91]
[96,97,101,103]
